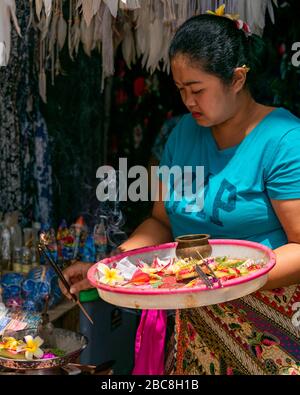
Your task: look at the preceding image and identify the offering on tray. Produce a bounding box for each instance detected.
[94,254,265,290]
[0,334,66,360]
[88,241,276,309]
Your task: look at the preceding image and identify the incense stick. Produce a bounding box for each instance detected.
[38,244,94,325]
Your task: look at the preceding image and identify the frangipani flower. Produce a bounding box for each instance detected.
[97,263,124,285]
[23,336,44,360]
[206,4,226,16]
[206,4,239,20]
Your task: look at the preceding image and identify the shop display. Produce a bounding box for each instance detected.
[1,266,62,313]
[0,205,127,315]
[0,301,41,337]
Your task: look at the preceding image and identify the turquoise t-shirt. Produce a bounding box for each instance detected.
[159,107,300,249]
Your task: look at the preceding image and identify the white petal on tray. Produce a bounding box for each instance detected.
[116,257,138,280]
[96,263,110,275]
[153,257,172,268]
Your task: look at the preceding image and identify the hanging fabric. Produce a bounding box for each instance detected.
[0,0,53,226]
[0,5,22,215]
[0,0,21,66]
[1,0,278,100]
[237,0,277,36]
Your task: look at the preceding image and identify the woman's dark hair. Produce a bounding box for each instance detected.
[169,14,272,98]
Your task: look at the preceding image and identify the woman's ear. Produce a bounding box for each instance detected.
[232,67,249,93]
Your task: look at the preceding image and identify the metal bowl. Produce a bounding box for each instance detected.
[0,328,88,370]
[175,234,212,259]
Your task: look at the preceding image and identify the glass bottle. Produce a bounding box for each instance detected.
[23,228,33,247]
[12,247,22,273]
[31,247,40,268]
[32,222,41,247]
[22,247,32,275]
[1,226,11,274]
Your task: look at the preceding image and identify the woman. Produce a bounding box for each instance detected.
[61,14,300,375]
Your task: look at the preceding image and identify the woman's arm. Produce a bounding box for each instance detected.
[60,182,173,297]
[261,199,300,290]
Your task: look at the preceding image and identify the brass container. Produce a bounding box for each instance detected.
[175,234,212,259]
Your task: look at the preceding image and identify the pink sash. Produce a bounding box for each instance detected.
[132,310,167,375]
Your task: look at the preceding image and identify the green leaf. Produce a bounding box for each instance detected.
[151,281,163,288]
[215,256,227,264]
[49,348,66,357]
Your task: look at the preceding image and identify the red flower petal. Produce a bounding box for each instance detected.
[129,270,150,284]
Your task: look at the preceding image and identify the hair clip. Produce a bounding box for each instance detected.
[242,64,251,73]
[235,19,252,37]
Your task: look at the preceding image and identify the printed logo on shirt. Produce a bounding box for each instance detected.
[166,175,237,228]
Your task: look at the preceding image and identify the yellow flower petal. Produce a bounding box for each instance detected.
[115,274,124,283]
[103,266,112,275]
[224,13,240,21]
[215,4,226,16]
[24,335,33,345]
[100,277,111,285]
[33,336,44,348]
[25,351,33,360]
[206,5,240,21]
[33,348,44,359]
[1,337,20,351]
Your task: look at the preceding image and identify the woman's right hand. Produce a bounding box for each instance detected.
[59,262,94,300]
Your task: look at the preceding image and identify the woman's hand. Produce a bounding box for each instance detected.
[58,185,172,299]
[59,262,94,300]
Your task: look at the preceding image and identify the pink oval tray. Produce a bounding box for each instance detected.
[87,240,276,309]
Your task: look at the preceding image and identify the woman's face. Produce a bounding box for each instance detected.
[171,54,239,127]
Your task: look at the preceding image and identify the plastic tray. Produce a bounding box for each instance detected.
[87,240,276,310]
